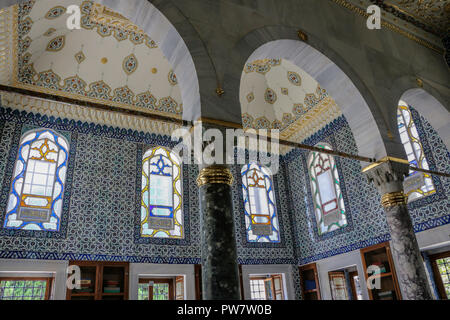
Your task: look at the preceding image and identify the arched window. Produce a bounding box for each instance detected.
[307,143,346,235]
[141,146,183,238]
[4,129,69,231]
[241,163,280,243]
[397,102,435,201]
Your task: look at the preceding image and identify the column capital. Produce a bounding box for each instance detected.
[362,157,410,195]
[197,165,234,186]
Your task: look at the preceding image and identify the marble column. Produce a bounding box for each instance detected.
[364,159,433,300]
[197,164,241,300]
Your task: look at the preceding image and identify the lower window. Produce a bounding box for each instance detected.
[430,251,450,299]
[0,277,53,300]
[249,274,284,300]
[138,276,184,300]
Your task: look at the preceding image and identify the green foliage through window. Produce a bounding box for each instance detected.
[0,279,47,300]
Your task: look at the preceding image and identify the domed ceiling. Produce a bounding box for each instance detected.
[240,58,341,142]
[0,0,182,118]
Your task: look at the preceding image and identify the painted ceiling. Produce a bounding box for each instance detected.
[240,58,342,142]
[1,0,183,118]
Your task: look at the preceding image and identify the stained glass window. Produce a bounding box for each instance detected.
[241,163,280,243]
[141,146,183,238]
[397,102,435,201]
[3,129,69,231]
[307,143,347,235]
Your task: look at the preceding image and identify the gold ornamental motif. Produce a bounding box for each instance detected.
[196,165,234,186]
[381,191,407,208]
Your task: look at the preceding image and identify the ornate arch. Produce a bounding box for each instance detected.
[232,26,388,160]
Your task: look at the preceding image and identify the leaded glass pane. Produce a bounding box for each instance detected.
[149,175,172,207]
[241,164,280,243]
[248,186,269,215]
[397,102,435,200]
[140,146,183,239]
[0,279,47,300]
[316,170,336,204]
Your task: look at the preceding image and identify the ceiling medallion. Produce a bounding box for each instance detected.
[45,6,66,19]
[297,30,308,42]
[152,68,158,74]
[416,78,423,88]
[244,59,281,74]
[287,71,302,86]
[246,92,255,103]
[75,51,86,64]
[216,87,225,96]
[264,88,277,104]
[168,70,178,85]
[46,35,65,52]
[101,57,108,64]
[123,54,138,75]
[281,87,289,95]
[43,28,56,37]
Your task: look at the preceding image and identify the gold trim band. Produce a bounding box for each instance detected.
[381,191,407,208]
[196,165,234,186]
[362,156,409,173]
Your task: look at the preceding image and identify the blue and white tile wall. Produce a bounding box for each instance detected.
[0,101,447,301]
[0,107,202,263]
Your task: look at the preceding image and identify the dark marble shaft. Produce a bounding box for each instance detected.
[385,204,433,300]
[199,183,241,300]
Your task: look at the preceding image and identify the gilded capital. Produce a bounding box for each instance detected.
[362,158,409,195]
[196,165,234,187]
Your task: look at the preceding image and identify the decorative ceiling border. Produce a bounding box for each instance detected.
[330,0,444,54]
[371,0,445,37]
[0,7,13,85]
[279,97,342,155]
[281,96,342,140]
[89,2,145,34]
[0,90,181,137]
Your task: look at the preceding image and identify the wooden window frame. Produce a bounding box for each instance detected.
[429,250,450,300]
[249,274,284,300]
[328,271,349,300]
[0,276,53,300]
[138,278,174,300]
[348,271,359,300]
[195,264,202,300]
